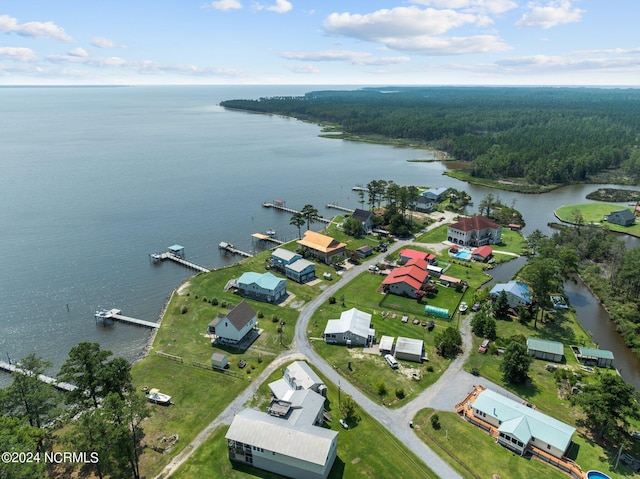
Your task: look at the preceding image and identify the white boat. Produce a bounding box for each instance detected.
[146,388,172,405]
[459,302,468,314]
[265,229,276,236]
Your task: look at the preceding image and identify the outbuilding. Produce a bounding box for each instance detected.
[211,352,229,370]
[526,338,564,363]
[394,337,424,363]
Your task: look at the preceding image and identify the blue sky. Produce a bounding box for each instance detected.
[0,0,638,85]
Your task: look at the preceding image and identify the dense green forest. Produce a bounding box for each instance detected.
[221,87,640,187]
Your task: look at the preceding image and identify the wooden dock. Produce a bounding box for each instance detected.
[326,204,354,213]
[0,361,77,392]
[218,242,253,258]
[251,233,285,246]
[262,202,331,224]
[95,308,159,329]
[150,251,210,273]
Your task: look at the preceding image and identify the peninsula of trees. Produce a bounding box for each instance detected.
[221,87,640,191]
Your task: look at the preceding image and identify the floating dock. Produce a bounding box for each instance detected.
[95,308,159,329]
[262,201,331,224]
[218,242,253,258]
[326,204,354,213]
[0,361,77,392]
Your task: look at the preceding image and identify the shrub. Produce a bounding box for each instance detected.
[395,388,405,399]
[257,311,264,318]
[272,315,279,323]
[211,298,218,306]
[430,414,441,430]
[203,297,208,302]
[377,381,387,397]
[426,365,434,372]
[329,296,336,305]
[221,301,227,308]
[180,305,188,314]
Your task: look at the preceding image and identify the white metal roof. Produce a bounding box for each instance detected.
[395,337,423,357]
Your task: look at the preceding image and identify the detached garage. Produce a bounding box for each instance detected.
[395,337,424,363]
[526,338,564,363]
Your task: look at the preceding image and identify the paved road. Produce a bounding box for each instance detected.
[157,218,509,478]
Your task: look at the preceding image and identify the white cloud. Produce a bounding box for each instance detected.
[0,46,38,62]
[577,47,640,55]
[386,34,510,55]
[410,0,517,15]
[495,54,640,72]
[286,63,320,74]
[68,48,88,58]
[281,49,410,65]
[211,0,242,11]
[0,14,72,41]
[91,37,125,49]
[516,1,583,29]
[267,0,292,14]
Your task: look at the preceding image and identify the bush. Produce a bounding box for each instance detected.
[272,315,279,323]
[257,311,264,319]
[395,388,405,399]
[211,298,218,306]
[430,414,441,430]
[329,296,336,305]
[221,301,227,308]
[426,365,434,372]
[180,305,188,314]
[377,381,387,397]
[203,297,208,302]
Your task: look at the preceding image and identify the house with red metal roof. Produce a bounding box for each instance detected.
[471,246,493,262]
[381,264,428,298]
[447,216,502,247]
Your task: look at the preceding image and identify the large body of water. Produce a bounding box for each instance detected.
[1,85,638,388]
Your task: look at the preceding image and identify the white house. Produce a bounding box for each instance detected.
[208,301,257,344]
[323,308,375,347]
[269,361,327,400]
[237,272,287,303]
[490,280,532,308]
[381,264,427,298]
[447,216,502,247]
[226,389,338,479]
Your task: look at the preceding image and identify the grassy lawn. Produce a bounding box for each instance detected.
[172,362,439,479]
[555,203,640,237]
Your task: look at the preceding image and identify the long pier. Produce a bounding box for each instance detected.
[95,308,159,329]
[251,233,285,246]
[150,251,210,273]
[326,204,354,213]
[0,361,77,392]
[262,202,331,224]
[218,242,253,258]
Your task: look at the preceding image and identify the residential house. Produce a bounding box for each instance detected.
[351,208,375,233]
[297,231,347,265]
[421,187,448,203]
[285,259,316,284]
[208,301,257,344]
[269,361,327,400]
[412,195,434,212]
[527,338,564,363]
[226,389,337,479]
[323,308,375,347]
[470,388,575,459]
[356,244,373,258]
[238,272,287,303]
[395,337,424,363]
[272,248,302,267]
[490,280,532,308]
[607,208,636,227]
[447,216,502,247]
[471,246,493,262]
[399,249,436,264]
[381,264,428,298]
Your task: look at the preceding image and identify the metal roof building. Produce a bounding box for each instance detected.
[395,337,424,363]
[526,338,565,363]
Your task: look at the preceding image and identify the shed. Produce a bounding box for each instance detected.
[576,347,614,368]
[395,337,424,363]
[211,352,229,369]
[378,335,395,354]
[356,244,373,258]
[168,244,185,258]
[526,338,564,363]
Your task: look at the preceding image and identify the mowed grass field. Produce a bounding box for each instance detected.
[555,203,640,236]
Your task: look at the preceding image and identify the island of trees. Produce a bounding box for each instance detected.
[221,87,640,192]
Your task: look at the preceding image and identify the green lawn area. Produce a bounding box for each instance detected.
[172,362,439,479]
[555,203,640,237]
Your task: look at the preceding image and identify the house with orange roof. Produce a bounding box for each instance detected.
[297,231,347,264]
[381,264,428,298]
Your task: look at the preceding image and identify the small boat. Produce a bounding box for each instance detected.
[265,229,276,237]
[459,302,468,314]
[146,388,172,405]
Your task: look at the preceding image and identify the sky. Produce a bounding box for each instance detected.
[0,0,638,85]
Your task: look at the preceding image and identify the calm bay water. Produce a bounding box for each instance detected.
[1,85,638,389]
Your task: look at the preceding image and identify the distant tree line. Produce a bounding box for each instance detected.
[221,87,640,186]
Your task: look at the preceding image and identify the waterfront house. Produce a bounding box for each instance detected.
[399,249,436,264]
[394,337,424,363]
[269,361,327,400]
[351,208,375,233]
[421,187,448,203]
[490,280,532,308]
[471,246,493,262]
[237,272,287,303]
[468,388,575,459]
[606,208,636,227]
[272,248,302,267]
[412,194,434,212]
[208,301,257,345]
[226,389,337,479]
[323,308,375,347]
[527,338,565,363]
[297,231,347,265]
[381,264,428,298]
[447,216,502,247]
[285,258,316,284]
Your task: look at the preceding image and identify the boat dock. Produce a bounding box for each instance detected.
[251,232,285,246]
[95,308,159,329]
[0,361,77,392]
[219,242,253,258]
[262,200,331,224]
[150,244,210,273]
[326,204,354,213]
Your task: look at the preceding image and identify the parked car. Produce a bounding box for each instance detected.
[471,303,481,312]
[339,419,349,430]
[478,339,490,354]
[384,354,399,369]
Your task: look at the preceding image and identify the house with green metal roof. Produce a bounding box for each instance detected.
[470,388,575,459]
[237,272,287,303]
[527,338,565,363]
[574,346,614,368]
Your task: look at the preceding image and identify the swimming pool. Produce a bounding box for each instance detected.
[586,471,611,479]
[455,251,472,261]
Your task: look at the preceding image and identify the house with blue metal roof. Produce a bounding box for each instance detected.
[490,280,532,308]
[238,272,287,303]
[470,388,575,459]
[421,187,448,202]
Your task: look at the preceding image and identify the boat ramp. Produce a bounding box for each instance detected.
[95,308,159,329]
[0,361,77,392]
